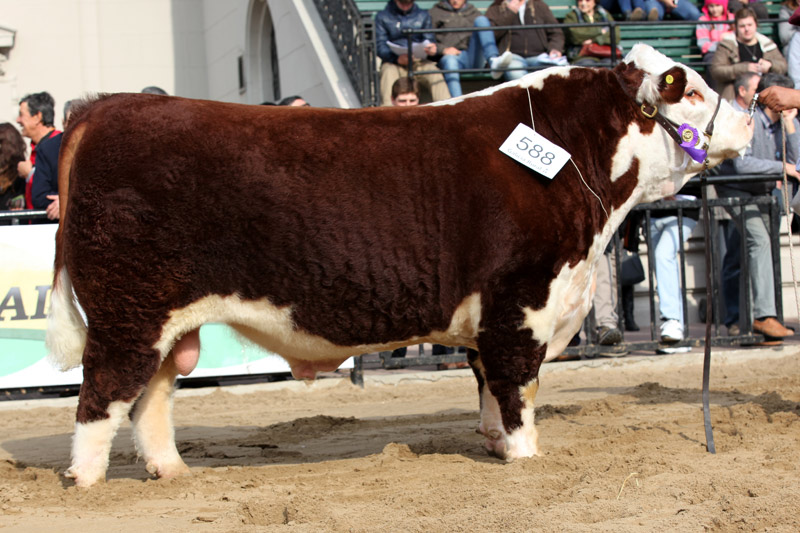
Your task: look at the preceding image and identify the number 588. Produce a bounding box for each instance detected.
[516,137,554,165]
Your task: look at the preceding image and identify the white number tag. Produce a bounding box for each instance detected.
[499,123,570,180]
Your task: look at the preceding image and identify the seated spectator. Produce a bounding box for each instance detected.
[486,0,567,80]
[779,0,799,54]
[717,72,798,342]
[278,95,310,107]
[596,0,646,21]
[648,182,702,346]
[0,123,26,219]
[430,0,513,97]
[696,0,733,88]
[564,0,621,67]
[711,7,787,101]
[376,0,451,106]
[728,0,769,19]
[391,77,421,105]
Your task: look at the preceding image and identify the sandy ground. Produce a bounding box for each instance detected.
[0,347,798,532]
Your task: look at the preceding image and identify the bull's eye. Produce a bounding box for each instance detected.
[686,89,696,97]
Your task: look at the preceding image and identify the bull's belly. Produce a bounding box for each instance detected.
[155,293,482,379]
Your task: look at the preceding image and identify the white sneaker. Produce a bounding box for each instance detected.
[660,319,684,343]
[489,51,513,80]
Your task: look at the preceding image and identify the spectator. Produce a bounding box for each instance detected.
[278,95,310,106]
[0,123,26,218]
[718,72,760,335]
[34,99,75,222]
[430,0,513,97]
[648,181,702,346]
[696,0,734,89]
[391,77,421,105]
[141,86,168,95]
[711,7,788,101]
[787,32,800,89]
[779,0,799,53]
[633,0,702,21]
[564,0,621,67]
[16,92,60,213]
[596,0,647,20]
[376,0,451,106]
[591,246,626,355]
[717,72,798,342]
[486,0,567,80]
[728,0,769,19]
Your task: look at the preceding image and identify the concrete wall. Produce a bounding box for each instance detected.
[0,0,358,131]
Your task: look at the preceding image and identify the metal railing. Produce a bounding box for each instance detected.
[312,0,379,106]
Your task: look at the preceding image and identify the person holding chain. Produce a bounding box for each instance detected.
[711,7,787,101]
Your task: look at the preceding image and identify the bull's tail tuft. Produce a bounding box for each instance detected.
[45,267,87,371]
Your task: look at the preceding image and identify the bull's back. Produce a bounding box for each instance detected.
[62,94,513,345]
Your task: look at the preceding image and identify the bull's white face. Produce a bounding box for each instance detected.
[625,44,752,202]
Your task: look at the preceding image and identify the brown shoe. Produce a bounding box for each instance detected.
[753,317,794,338]
[647,7,660,20]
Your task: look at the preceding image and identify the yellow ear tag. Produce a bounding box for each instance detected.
[665,74,674,85]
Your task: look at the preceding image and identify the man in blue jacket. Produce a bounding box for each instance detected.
[376,0,451,106]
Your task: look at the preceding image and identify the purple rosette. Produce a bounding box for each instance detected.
[677,123,707,163]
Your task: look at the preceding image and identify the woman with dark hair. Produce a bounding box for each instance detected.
[0,123,27,216]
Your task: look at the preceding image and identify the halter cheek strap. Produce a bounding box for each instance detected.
[639,93,722,170]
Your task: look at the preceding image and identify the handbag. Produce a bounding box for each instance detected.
[620,250,645,286]
[578,42,623,59]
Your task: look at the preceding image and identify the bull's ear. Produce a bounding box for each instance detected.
[638,65,687,106]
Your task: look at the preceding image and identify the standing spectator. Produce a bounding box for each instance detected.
[16,92,60,212]
[696,0,734,89]
[486,0,566,80]
[376,0,451,106]
[648,181,702,345]
[787,32,800,89]
[564,0,621,66]
[430,0,513,97]
[779,0,799,54]
[0,123,27,218]
[32,99,75,221]
[390,77,421,105]
[717,72,797,342]
[591,246,626,355]
[718,72,760,335]
[711,7,787,101]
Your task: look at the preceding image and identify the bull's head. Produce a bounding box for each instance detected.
[617,44,752,201]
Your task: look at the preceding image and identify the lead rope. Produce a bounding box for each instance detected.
[526,87,608,220]
[700,171,716,454]
[779,115,800,321]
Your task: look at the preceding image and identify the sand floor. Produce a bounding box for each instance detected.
[0,347,798,532]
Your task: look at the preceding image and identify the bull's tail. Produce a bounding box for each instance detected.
[45,268,87,371]
[45,110,91,371]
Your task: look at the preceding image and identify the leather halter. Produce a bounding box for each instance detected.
[639,92,723,170]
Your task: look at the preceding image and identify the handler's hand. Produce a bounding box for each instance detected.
[760,86,800,112]
[46,194,59,220]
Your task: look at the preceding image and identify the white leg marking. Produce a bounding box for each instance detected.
[66,400,132,487]
[132,354,190,479]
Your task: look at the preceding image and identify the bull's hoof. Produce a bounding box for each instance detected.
[64,465,106,488]
[145,459,191,479]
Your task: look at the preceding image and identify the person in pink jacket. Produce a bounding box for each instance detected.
[697,0,733,89]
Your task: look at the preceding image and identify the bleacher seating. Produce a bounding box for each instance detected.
[355,0,785,75]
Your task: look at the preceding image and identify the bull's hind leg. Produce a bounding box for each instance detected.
[472,324,545,461]
[66,330,161,487]
[130,351,191,480]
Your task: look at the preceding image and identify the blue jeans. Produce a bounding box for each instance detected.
[634,0,701,19]
[599,0,633,14]
[649,215,698,322]
[438,16,500,97]
[505,54,555,80]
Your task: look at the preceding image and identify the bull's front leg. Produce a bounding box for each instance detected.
[469,323,545,460]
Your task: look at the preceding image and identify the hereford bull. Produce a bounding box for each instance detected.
[46,44,751,487]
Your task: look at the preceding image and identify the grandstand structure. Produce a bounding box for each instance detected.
[319,0,786,107]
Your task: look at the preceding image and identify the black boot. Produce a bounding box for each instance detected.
[622,285,639,331]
